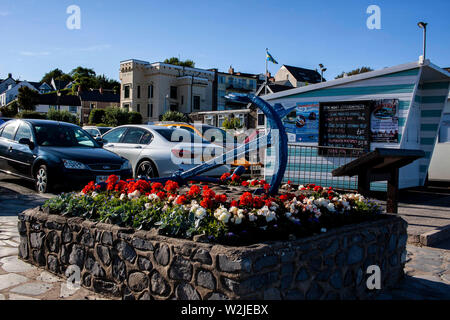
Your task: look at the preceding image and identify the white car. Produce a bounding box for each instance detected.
[101,125,230,179]
[83,126,113,138]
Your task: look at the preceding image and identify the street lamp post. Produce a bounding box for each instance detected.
[418,21,428,61]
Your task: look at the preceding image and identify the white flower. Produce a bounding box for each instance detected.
[92,192,99,198]
[194,207,207,219]
[145,203,151,210]
[248,211,257,222]
[298,185,305,190]
[148,193,160,201]
[229,206,238,215]
[327,203,335,212]
[128,190,141,200]
[231,209,245,225]
[214,206,231,223]
[119,193,127,201]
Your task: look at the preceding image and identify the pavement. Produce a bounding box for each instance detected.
[0,173,449,300]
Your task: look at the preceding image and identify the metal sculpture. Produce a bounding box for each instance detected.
[141,93,294,195]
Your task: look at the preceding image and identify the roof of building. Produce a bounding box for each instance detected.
[282,65,323,83]
[267,83,294,93]
[38,93,81,106]
[52,79,71,90]
[78,89,120,103]
[264,60,450,101]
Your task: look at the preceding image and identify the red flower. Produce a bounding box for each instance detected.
[151,182,163,193]
[250,180,258,186]
[220,172,231,181]
[329,196,334,200]
[200,198,212,209]
[215,194,227,203]
[115,180,128,192]
[252,196,264,209]
[135,179,151,192]
[106,175,119,185]
[106,183,114,191]
[188,185,201,197]
[313,185,323,192]
[263,183,270,191]
[279,194,289,202]
[241,181,249,187]
[239,192,253,206]
[287,180,291,184]
[82,181,96,194]
[259,179,266,185]
[230,200,239,207]
[203,188,216,199]
[231,175,240,182]
[176,195,187,205]
[265,199,273,207]
[164,180,179,193]
[156,191,166,199]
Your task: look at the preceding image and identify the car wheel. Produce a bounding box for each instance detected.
[136,160,158,179]
[35,164,51,193]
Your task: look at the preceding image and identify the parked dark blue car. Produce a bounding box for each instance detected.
[0,119,132,193]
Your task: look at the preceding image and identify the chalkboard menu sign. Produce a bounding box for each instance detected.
[319,101,371,156]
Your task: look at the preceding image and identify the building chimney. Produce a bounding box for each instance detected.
[8,73,12,78]
[228,66,234,74]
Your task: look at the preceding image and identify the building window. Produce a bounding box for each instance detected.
[193,96,200,110]
[181,96,184,105]
[170,86,177,99]
[205,115,214,126]
[90,103,96,109]
[236,113,245,126]
[148,85,153,98]
[219,76,225,84]
[124,85,130,99]
[218,114,225,127]
[147,104,153,118]
[137,85,141,98]
[69,106,77,113]
[123,104,129,112]
[137,104,140,113]
[257,111,265,127]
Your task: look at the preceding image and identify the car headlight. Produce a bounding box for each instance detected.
[121,160,132,170]
[62,159,87,170]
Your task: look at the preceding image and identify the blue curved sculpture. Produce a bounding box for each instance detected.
[142,93,293,195]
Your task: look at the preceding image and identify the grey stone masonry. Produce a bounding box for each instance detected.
[18,207,408,300]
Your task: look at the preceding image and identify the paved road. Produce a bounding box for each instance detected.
[0,173,449,299]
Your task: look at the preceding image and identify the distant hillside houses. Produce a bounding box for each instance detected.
[0,73,74,107]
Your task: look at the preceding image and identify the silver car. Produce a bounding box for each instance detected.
[83,126,113,139]
[101,125,230,178]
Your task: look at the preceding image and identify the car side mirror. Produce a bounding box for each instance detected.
[95,137,104,147]
[19,138,35,150]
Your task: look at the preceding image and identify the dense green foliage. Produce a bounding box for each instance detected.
[335,66,374,79]
[17,110,47,119]
[161,110,189,122]
[88,108,106,125]
[17,86,40,111]
[163,57,195,68]
[46,109,79,125]
[222,117,243,129]
[0,101,19,117]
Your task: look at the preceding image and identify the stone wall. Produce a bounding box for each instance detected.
[18,207,408,300]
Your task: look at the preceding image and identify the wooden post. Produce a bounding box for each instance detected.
[386,167,399,213]
[357,170,370,197]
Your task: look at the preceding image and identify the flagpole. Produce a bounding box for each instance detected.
[265,48,268,95]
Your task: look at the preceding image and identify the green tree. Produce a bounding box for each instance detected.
[161,111,189,122]
[128,112,143,124]
[17,111,46,119]
[88,108,106,125]
[0,100,19,117]
[104,107,130,127]
[40,68,73,85]
[163,57,195,68]
[17,86,40,111]
[70,66,98,92]
[222,117,243,129]
[335,67,374,79]
[46,109,79,124]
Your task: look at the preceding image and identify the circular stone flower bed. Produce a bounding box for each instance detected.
[43,175,383,246]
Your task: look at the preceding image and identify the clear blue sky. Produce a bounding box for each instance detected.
[0,0,449,82]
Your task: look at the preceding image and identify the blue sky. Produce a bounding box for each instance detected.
[0,0,449,82]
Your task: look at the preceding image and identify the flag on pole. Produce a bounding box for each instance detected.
[266,51,278,64]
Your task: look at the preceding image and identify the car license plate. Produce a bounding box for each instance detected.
[96,175,119,183]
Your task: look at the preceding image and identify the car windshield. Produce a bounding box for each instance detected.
[153,127,209,144]
[34,124,99,147]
